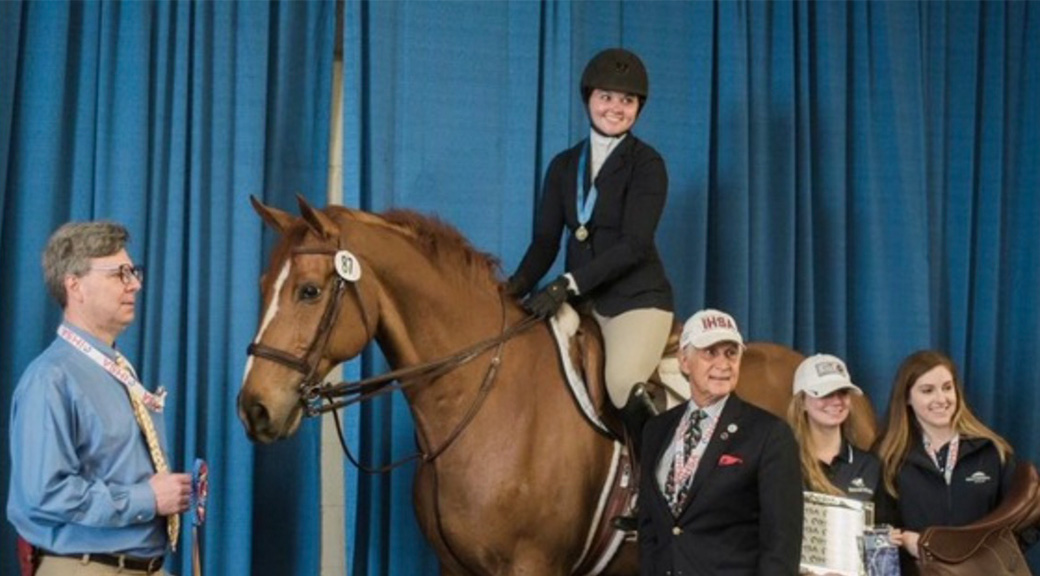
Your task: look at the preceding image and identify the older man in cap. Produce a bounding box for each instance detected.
[637,309,803,576]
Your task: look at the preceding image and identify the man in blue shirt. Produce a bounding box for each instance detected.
[8,221,190,575]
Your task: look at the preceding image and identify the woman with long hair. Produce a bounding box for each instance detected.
[787,354,885,507]
[876,350,1017,574]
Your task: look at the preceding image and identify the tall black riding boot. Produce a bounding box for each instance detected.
[620,383,657,461]
[612,383,658,532]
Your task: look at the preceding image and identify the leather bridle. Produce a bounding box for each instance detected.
[246,246,364,412]
[245,244,539,472]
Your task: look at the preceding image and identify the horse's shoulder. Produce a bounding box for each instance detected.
[740,342,804,387]
[735,342,803,420]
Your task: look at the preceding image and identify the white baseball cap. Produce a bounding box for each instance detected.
[680,309,744,350]
[793,354,863,398]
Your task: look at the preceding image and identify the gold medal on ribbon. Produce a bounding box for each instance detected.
[575,141,597,244]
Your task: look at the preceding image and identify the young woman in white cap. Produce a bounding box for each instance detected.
[505,48,673,477]
[786,354,885,509]
[875,350,1027,575]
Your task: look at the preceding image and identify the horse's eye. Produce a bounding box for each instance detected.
[298,284,322,301]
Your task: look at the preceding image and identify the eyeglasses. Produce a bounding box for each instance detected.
[90,264,145,285]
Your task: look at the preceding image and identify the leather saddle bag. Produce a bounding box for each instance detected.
[917,461,1040,576]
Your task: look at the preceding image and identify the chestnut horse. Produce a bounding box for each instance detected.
[237,197,875,575]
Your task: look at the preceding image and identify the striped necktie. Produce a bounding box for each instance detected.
[116,354,179,551]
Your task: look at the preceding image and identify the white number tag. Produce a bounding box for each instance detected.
[334,250,362,282]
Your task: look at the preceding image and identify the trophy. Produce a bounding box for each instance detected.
[800,491,874,576]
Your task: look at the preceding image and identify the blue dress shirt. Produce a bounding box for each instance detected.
[7,323,168,557]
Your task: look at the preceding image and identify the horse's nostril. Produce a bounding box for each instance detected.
[238,390,271,432]
[246,400,270,428]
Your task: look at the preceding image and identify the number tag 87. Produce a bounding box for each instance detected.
[334,250,362,282]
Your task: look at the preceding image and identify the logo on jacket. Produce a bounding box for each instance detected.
[965,471,992,484]
[847,477,874,496]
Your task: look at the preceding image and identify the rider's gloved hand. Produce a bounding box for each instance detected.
[502,275,527,299]
[524,276,571,319]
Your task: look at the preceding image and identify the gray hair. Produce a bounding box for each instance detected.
[43,221,130,308]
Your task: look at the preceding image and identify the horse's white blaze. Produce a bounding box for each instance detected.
[242,260,292,384]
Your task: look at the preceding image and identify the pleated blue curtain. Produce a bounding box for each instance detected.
[341,1,1040,573]
[3,1,1038,575]
[0,2,334,575]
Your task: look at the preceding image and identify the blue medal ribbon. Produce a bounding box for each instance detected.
[575,140,597,241]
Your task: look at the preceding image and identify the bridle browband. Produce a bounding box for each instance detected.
[245,243,539,472]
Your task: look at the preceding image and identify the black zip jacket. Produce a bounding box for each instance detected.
[894,436,1016,575]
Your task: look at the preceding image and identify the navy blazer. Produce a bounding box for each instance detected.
[511,135,673,316]
[637,395,804,576]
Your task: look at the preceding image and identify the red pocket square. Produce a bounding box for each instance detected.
[718,454,743,466]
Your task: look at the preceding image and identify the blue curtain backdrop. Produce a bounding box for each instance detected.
[341,1,1040,573]
[0,2,334,575]
[3,1,1039,575]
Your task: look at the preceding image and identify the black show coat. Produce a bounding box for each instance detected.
[637,395,804,576]
[510,134,673,316]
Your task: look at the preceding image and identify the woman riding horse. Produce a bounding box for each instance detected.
[240,197,642,575]
[237,196,876,575]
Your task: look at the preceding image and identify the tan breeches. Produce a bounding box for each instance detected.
[594,307,674,407]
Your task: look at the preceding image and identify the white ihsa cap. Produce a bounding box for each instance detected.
[680,309,744,350]
[793,354,864,398]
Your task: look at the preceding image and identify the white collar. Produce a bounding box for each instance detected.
[589,129,625,153]
[689,394,729,422]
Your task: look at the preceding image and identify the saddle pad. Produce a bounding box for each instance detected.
[549,305,612,435]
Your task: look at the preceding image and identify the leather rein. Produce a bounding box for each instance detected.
[246,245,539,473]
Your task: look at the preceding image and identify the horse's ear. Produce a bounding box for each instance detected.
[296,194,340,239]
[250,195,295,234]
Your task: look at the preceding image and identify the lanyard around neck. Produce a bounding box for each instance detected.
[57,325,166,412]
[669,409,720,487]
[923,433,959,485]
[574,141,598,241]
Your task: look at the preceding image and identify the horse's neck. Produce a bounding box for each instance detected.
[340,219,521,443]
[376,274,502,362]
[368,261,514,449]
[348,225,504,369]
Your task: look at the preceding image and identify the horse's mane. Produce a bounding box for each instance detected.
[336,207,503,287]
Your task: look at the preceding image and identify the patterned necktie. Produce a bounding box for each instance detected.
[117,354,179,551]
[664,408,707,516]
